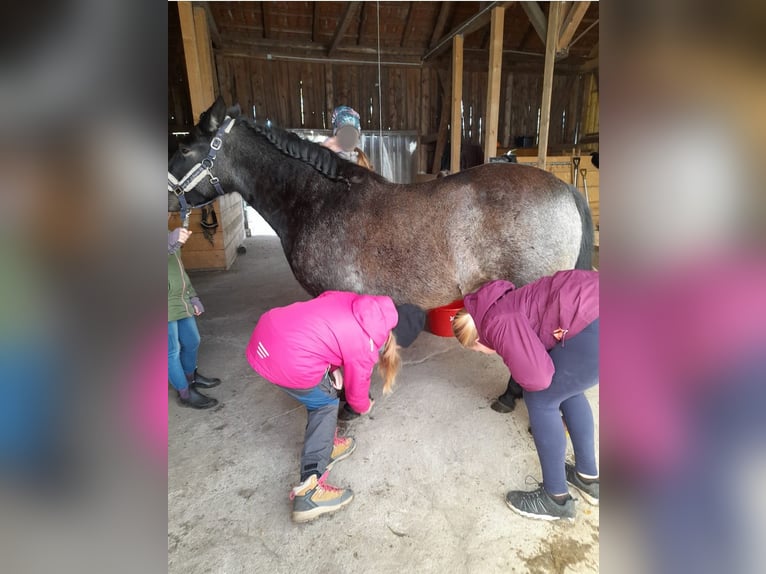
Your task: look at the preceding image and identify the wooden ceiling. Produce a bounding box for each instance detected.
[202,1,599,68]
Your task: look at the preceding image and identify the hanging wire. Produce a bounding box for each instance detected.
[376,0,383,139]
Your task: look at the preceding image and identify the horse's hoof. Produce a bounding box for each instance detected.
[490,398,516,413]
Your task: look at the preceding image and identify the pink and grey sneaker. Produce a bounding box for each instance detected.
[325,430,356,471]
[290,472,354,523]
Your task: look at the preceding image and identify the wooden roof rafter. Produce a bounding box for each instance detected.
[328,1,360,57]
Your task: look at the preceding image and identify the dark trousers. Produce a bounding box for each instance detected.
[524,319,599,495]
[278,372,339,482]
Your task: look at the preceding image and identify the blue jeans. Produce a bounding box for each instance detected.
[168,317,200,391]
[279,373,339,481]
[524,319,599,495]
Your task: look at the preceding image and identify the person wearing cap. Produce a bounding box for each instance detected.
[321,105,374,170]
[245,291,425,522]
[452,270,599,522]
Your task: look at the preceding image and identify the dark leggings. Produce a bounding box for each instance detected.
[524,319,599,495]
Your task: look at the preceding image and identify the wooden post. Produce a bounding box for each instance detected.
[537,2,561,169]
[450,34,464,173]
[176,2,243,271]
[193,5,216,103]
[483,6,505,162]
[178,2,216,122]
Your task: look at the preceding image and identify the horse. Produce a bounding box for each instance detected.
[168,96,593,310]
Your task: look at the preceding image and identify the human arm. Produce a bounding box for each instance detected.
[341,357,375,414]
[486,313,555,392]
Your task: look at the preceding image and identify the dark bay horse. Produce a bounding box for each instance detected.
[168,97,593,309]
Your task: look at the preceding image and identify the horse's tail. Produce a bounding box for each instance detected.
[570,185,595,270]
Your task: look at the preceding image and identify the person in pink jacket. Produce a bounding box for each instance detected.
[246,291,425,523]
[453,270,599,521]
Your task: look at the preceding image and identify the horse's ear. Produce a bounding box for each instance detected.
[199,96,228,134]
[227,104,242,118]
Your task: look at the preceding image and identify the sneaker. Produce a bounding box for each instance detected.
[565,463,599,506]
[505,483,575,522]
[325,431,356,472]
[290,473,354,523]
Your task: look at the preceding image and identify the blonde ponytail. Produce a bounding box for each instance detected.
[378,331,402,394]
[452,308,479,348]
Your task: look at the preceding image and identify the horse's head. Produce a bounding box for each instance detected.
[168,96,241,212]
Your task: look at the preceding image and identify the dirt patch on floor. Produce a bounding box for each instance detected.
[521,532,595,574]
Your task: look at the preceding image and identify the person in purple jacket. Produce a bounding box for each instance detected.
[452,269,599,521]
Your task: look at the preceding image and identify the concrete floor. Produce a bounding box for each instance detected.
[168,236,599,574]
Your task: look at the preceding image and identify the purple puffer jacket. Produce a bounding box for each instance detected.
[463,270,599,392]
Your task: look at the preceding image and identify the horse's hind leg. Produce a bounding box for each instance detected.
[490,375,525,413]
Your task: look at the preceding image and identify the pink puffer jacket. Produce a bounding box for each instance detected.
[246,291,398,413]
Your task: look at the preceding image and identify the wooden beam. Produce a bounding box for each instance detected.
[580,57,598,73]
[450,34,464,173]
[329,1,359,57]
[356,1,368,46]
[429,2,452,48]
[521,2,547,45]
[193,5,216,101]
[423,1,510,61]
[261,1,271,39]
[502,71,513,147]
[179,2,215,122]
[401,2,417,48]
[537,2,562,169]
[432,69,451,173]
[483,6,505,162]
[202,2,222,48]
[558,2,590,52]
[324,65,334,128]
[312,2,321,44]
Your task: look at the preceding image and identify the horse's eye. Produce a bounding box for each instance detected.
[180,146,192,155]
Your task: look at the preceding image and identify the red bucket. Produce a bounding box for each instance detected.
[426,299,464,337]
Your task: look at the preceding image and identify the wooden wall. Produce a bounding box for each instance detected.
[517,154,599,230]
[213,53,596,158]
[168,193,245,271]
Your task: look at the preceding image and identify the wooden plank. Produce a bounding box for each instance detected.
[324,64,334,128]
[521,2,547,45]
[261,1,272,39]
[328,2,359,57]
[537,2,561,169]
[203,2,222,48]
[558,2,590,52]
[178,2,212,121]
[356,2,368,46]
[429,2,452,48]
[450,34,464,173]
[401,2,417,48]
[193,6,215,104]
[432,69,450,173]
[483,6,505,161]
[312,1,321,44]
[502,71,513,147]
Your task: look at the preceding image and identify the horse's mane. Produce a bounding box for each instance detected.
[239,118,384,187]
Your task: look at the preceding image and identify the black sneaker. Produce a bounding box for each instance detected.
[505,483,575,521]
[565,463,599,506]
[179,387,218,410]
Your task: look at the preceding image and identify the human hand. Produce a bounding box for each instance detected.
[190,296,204,316]
[177,228,192,244]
